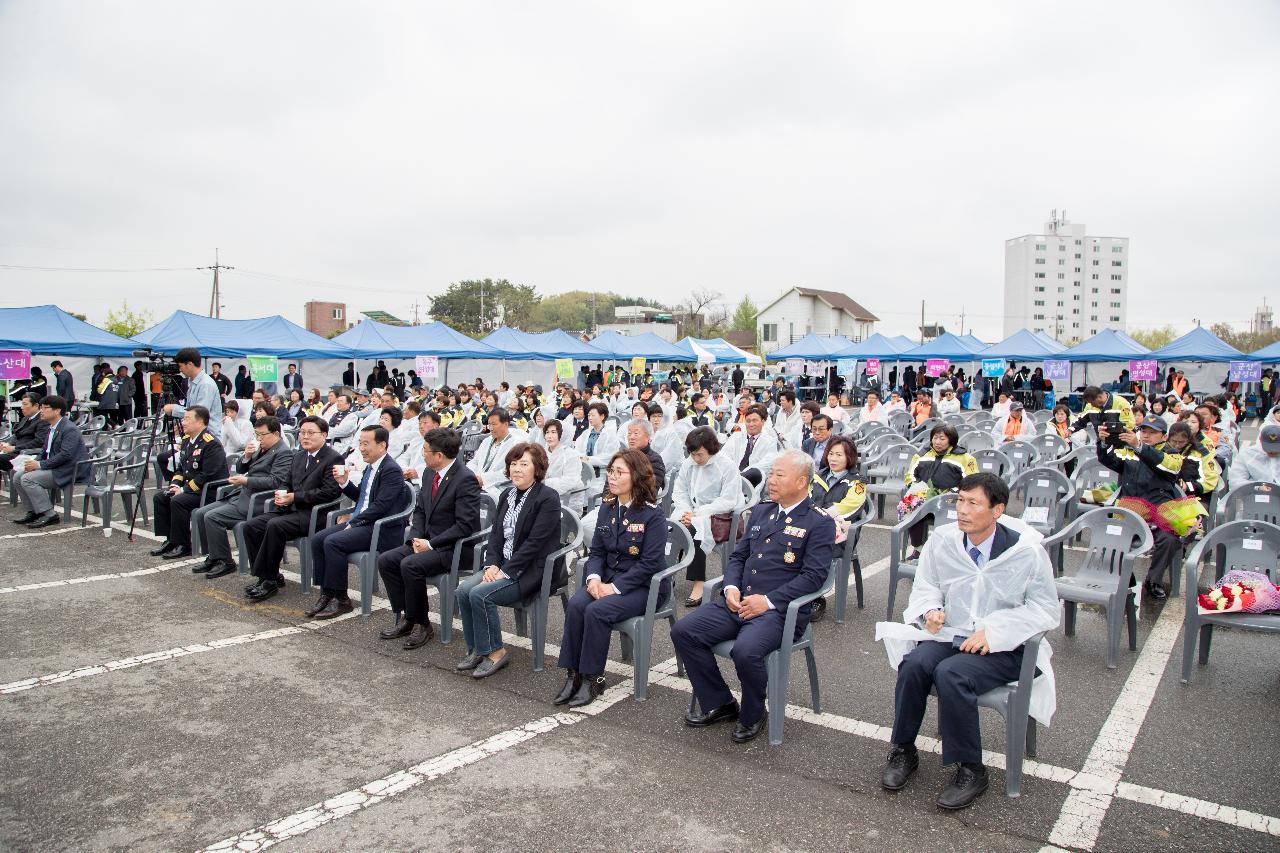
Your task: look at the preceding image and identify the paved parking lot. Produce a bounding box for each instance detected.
[1,493,1278,852]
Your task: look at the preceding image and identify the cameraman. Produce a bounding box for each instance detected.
[1074,385,1135,436]
[1096,417,1185,600]
[164,347,223,439]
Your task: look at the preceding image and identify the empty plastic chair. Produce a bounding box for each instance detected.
[971,448,1010,481]
[1219,481,1280,525]
[885,492,960,619]
[1008,467,1072,536]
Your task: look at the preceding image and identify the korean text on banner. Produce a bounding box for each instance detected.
[0,349,32,381]
[415,355,439,381]
[925,358,949,378]
[630,356,646,374]
[836,359,857,376]
[246,355,278,383]
[981,358,1005,378]
[555,358,574,381]
[865,358,880,375]
[785,358,804,375]
[1042,359,1070,381]
[1228,361,1262,382]
[1129,359,1159,381]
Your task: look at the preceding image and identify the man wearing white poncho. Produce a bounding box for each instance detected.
[876,472,1059,810]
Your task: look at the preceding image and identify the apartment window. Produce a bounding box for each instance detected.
[762,323,777,342]
[1072,308,1080,315]
[1058,273,1066,279]
[1057,301,1064,307]
[1033,314,1045,321]
[1091,287,1099,293]
[1112,246,1124,253]
[1057,287,1065,293]
[1034,285,1045,292]
[1034,272,1046,279]
[1112,260,1123,267]
[1111,274,1122,281]
[1073,322,1080,328]
[1110,315,1121,322]
[1036,244,1046,251]
[1074,239,1082,245]
[1091,301,1097,307]
[1075,253,1082,259]
[1093,245,1101,252]
[1090,315,1098,321]
[1074,267,1081,273]
[1110,302,1121,308]
[1111,287,1122,294]
[1059,244,1067,251]
[1074,294,1081,301]
[1092,274,1100,280]
[1035,258,1046,265]
[1034,300,1045,306]
[1092,260,1100,266]
[1058,259,1066,265]
[331,307,344,320]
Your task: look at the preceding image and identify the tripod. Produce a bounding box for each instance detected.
[126,385,180,542]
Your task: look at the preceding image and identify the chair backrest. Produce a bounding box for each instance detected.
[882,446,916,480]
[461,432,485,461]
[739,475,759,509]
[888,411,913,436]
[1188,518,1280,585]
[665,519,694,567]
[1002,440,1040,476]
[1030,432,1068,461]
[856,421,891,440]
[1030,409,1054,425]
[969,410,994,424]
[972,448,1010,478]
[1072,457,1119,495]
[912,417,944,438]
[864,433,902,456]
[117,445,150,488]
[892,492,961,556]
[1009,467,1072,531]
[963,431,995,452]
[1056,506,1151,581]
[1220,481,1280,525]
[943,413,967,426]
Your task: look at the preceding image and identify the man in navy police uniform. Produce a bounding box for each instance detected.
[672,449,835,743]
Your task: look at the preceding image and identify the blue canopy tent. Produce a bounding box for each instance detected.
[481,327,607,361]
[1147,326,1245,364]
[591,331,696,362]
[1250,340,1280,362]
[899,332,987,362]
[0,304,138,357]
[1056,328,1150,362]
[978,329,1067,360]
[767,333,854,360]
[890,335,917,351]
[959,333,988,351]
[675,336,762,365]
[334,320,505,359]
[831,332,913,359]
[134,310,350,359]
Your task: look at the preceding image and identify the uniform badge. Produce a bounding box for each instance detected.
[784,550,796,564]
[854,481,865,494]
[627,523,645,533]
[628,545,640,555]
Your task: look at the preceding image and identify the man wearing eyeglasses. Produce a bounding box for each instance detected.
[191,415,294,580]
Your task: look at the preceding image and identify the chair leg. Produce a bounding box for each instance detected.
[767,652,786,746]
[1025,720,1037,758]
[885,571,899,622]
[853,556,864,610]
[297,544,312,593]
[438,583,455,644]
[832,558,849,624]
[1063,601,1077,637]
[1125,593,1138,651]
[359,556,374,617]
[1004,711,1028,798]
[1181,619,1199,683]
[62,486,73,522]
[632,625,653,701]
[805,647,821,714]
[80,491,90,527]
[1197,624,1213,665]
[531,604,547,673]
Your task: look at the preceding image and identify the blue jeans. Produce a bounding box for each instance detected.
[458,573,523,655]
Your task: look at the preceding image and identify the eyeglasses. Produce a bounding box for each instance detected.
[298,429,323,437]
[254,430,271,438]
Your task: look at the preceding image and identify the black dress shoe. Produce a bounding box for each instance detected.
[936,763,988,810]
[472,653,510,679]
[27,514,59,529]
[245,581,281,602]
[161,544,191,559]
[305,594,334,618]
[455,652,484,671]
[379,614,413,640]
[809,596,828,623]
[567,675,606,708]
[149,540,174,556]
[1144,580,1168,601]
[206,560,236,579]
[403,621,434,648]
[881,745,920,791]
[12,511,39,525]
[731,713,767,744]
[313,597,354,620]
[192,560,213,574]
[245,575,285,594]
[685,699,740,728]
[552,671,581,705]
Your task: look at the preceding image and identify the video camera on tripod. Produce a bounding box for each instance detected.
[132,348,183,405]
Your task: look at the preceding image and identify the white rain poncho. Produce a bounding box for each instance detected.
[875,515,1061,725]
[668,451,744,554]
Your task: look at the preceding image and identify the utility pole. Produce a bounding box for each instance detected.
[200,248,234,319]
[920,300,925,344]
[592,292,597,335]
[411,300,421,325]
[959,306,966,336]
[478,281,487,333]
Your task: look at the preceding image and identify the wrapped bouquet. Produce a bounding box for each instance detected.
[1197,571,1280,615]
[896,482,940,521]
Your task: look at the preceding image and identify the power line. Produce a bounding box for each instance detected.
[0,264,202,272]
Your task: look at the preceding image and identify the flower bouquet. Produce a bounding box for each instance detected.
[896,482,939,521]
[1115,495,1206,538]
[1197,570,1280,615]
[1197,583,1255,614]
[1082,481,1118,505]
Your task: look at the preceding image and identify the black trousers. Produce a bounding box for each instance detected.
[741,467,762,487]
[309,524,373,596]
[684,528,707,582]
[377,543,452,621]
[243,509,311,581]
[891,640,1026,766]
[153,489,201,546]
[908,518,932,548]
[1144,528,1184,587]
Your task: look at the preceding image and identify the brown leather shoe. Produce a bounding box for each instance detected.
[313,597,354,619]
[304,594,332,617]
[403,621,434,649]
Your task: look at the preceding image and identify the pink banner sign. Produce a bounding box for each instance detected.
[1129,359,1159,381]
[925,358,949,378]
[0,349,32,380]
[784,358,803,375]
[1042,359,1070,381]
[865,358,880,375]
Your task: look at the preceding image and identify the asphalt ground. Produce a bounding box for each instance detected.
[1,468,1278,852]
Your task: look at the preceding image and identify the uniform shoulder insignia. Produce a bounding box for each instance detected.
[854,481,866,493]
[646,501,658,508]
[202,432,214,442]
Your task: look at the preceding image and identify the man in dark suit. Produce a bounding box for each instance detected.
[672,450,835,743]
[305,425,407,619]
[192,415,293,579]
[879,472,1058,810]
[13,395,89,528]
[234,365,255,399]
[282,363,304,393]
[0,393,48,471]
[50,361,74,402]
[731,366,745,393]
[150,406,229,559]
[342,362,357,388]
[377,428,482,649]
[131,361,148,415]
[243,416,342,602]
[802,414,832,467]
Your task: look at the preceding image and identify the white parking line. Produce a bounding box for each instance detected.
[0,557,204,595]
[0,525,94,540]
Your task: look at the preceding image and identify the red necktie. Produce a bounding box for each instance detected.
[431,471,440,499]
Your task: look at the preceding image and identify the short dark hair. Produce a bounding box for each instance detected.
[380,406,403,428]
[224,399,240,413]
[779,389,796,404]
[21,392,41,407]
[38,394,67,414]
[175,347,202,366]
[299,415,329,434]
[543,418,563,440]
[801,400,821,415]
[604,448,657,508]
[745,403,769,421]
[587,402,610,420]
[420,410,442,426]
[188,405,211,425]
[257,416,282,434]
[571,401,586,414]
[425,427,461,459]
[1083,385,1106,402]
[930,423,960,450]
[505,441,549,481]
[487,407,511,425]
[1168,422,1194,442]
[959,472,1009,508]
[820,435,859,471]
[812,414,833,430]
[50,360,62,369]
[360,425,389,446]
[684,426,722,456]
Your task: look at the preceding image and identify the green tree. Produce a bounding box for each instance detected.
[1210,322,1280,355]
[428,279,540,336]
[103,300,153,337]
[1129,325,1178,350]
[730,296,757,332]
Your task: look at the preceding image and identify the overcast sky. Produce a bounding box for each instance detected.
[1,1,1277,342]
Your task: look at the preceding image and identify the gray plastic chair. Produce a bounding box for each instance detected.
[942,413,967,427]
[830,501,874,622]
[963,431,995,452]
[460,432,485,463]
[864,446,916,520]
[322,483,418,616]
[1181,519,1280,683]
[888,410,914,437]
[972,448,1010,481]
[432,493,498,643]
[80,445,151,529]
[609,521,694,699]
[969,410,995,425]
[1030,432,1069,462]
[232,495,343,591]
[1001,440,1040,479]
[1219,481,1280,525]
[1042,507,1152,669]
[1008,467,1072,536]
[231,490,278,575]
[885,492,960,620]
[1071,457,1120,520]
[499,508,583,672]
[911,417,944,440]
[688,571,835,746]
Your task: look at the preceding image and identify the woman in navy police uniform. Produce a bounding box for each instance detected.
[554,448,668,708]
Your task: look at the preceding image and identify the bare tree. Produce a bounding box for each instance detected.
[681,288,722,334]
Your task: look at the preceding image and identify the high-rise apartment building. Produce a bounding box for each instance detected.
[1003,211,1128,343]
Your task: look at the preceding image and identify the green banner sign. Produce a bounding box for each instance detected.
[246,355,279,383]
